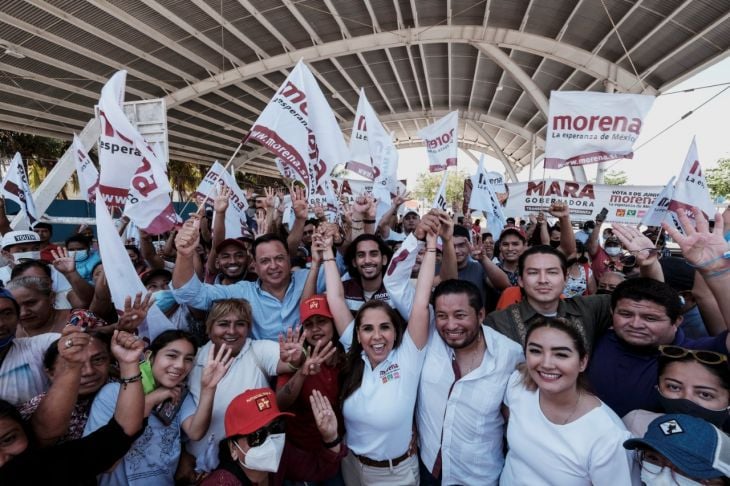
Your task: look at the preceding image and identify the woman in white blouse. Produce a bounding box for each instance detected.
[316,225,436,486]
[501,317,637,486]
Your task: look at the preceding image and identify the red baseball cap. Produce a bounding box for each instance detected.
[500,226,527,242]
[215,238,248,254]
[299,295,333,323]
[224,388,294,438]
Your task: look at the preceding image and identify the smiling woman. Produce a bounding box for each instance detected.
[500,317,637,485]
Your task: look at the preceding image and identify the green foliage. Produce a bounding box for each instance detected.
[706,158,730,199]
[0,130,69,194]
[412,169,468,209]
[603,169,628,185]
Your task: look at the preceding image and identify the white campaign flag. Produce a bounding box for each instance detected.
[95,189,173,342]
[96,71,179,234]
[544,91,655,169]
[1,153,38,227]
[275,157,305,185]
[667,137,715,232]
[346,88,385,180]
[247,60,348,207]
[418,111,458,173]
[432,171,449,211]
[194,161,249,238]
[640,177,675,227]
[72,134,99,203]
[468,155,506,236]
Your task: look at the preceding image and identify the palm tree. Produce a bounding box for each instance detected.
[168,160,206,202]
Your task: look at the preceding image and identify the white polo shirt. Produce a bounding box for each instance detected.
[417,326,523,485]
[186,338,279,469]
[342,331,426,461]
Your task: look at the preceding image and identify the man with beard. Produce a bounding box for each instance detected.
[206,238,255,285]
[342,234,393,315]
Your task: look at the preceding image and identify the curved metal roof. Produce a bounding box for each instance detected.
[1,0,728,180]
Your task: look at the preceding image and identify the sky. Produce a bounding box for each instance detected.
[396,56,730,188]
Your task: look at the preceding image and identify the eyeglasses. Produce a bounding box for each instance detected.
[659,345,728,365]
[246,418,285,448]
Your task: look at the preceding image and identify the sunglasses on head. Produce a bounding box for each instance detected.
[658,345,728,366]
[245,418,285,448]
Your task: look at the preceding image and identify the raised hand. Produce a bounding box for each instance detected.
[612,224,658,267]
[392,189,410,207]
[200,343,233,390]
[51,247,76,275]
[312,203,326,220]
[663,211,728,272]
[300,339,337,376]
[117,292,155,333]
[433,209,453,241]
[310,389,338,443]
[214,185,231,214]
[291,184,308,220]
[111,330,145,365]
[548,201,570,219]
[254,210,269,238]
[175,216,201,258]
[414,213,440,240]
[278,326,306,366]
[58,325,92,367]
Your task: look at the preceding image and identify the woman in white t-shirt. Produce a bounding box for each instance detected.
[318,224,436,486]
[501,317,637,486]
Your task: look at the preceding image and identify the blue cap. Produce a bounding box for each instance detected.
[624,414,728,479]
[0,288,19,315]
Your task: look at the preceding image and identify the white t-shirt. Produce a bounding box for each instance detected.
[0,334,59,405]
[418,326,523,485]
[501,371,637,486]
[342,331,426,461]
[186,339,279,469]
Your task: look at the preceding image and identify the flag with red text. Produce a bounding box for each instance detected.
[1,153,38,227]
[668,137,715,233]
[195,161,249,238]
[72,134,99,203]
[544,91,655,169]
[418,111,458,173]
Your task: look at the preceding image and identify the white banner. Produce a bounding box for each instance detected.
[668,137,715,232]
[640,177,674,227]
[469,155,506,236]
[72,134,99,203]
[95,189,173,342]
[501,179,664,224]
[346,88,377,180]
[247,60,348,208]
[418,111,458,173]
[544,91,655,169]
[274,157,305,185]
[432,171,449,211]
[2,153,38,227]
[195,161,249,238]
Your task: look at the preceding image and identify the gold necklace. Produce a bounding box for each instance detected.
[562,391,582,425]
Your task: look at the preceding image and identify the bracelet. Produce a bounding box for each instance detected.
[363,219,376,224]
[689,252,730,269]
[704,266,730,280]
[322,435,343,448]
[351,219,363,223]
[426,248,437,252]
[119,372,142,390]
[322,257,336,262]
[287,361,299,372]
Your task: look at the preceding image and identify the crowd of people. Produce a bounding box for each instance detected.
[0,184,728,486]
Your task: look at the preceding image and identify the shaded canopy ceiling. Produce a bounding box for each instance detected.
[1,0,729,180]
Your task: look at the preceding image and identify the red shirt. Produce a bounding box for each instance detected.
[40,244,60,263]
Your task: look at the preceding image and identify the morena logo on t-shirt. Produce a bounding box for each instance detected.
[380,362,400,384]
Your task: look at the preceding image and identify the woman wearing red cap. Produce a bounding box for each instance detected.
[202,387,344,486]
[275,294,343,482]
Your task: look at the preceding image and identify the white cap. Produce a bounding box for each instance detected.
[1,231,40,249]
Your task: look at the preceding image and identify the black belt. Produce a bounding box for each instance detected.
[353,449,413,468]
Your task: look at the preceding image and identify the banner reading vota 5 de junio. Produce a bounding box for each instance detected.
[502,179,664,224]
[544,91,655,170]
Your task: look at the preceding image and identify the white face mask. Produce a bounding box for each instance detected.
[640,462,704,486]
[604,246,621,257]
[12,251,40,262]
[234,433,285,473]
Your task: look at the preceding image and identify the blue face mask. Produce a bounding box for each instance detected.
[724,231,730,243]
[152,290,177,313]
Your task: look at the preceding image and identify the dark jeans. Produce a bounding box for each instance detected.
[418,456,441,486]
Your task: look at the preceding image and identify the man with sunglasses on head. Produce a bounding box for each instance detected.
[201,388,345,486]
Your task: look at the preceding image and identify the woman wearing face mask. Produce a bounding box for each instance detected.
[202,387,345,486]
[562,242,596,298]
[501,317,636,485]
[0,329,145,485]
[83,329,233,486]
[6,276,70,337]
[65,234,101,284]
[623,346,730,436]
[624,413,730,486]
[185,299,308,474]
[320,225,435,485]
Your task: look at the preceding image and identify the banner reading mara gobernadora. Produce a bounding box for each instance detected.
[247,60,348,207]
[418,111,458,173]
[502,179,664,224]
[544,91,655,169]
